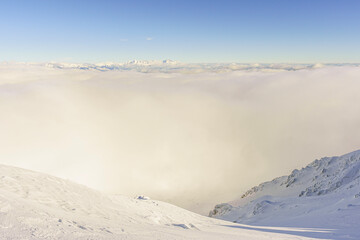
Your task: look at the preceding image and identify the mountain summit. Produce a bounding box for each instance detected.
[209,149,360,239]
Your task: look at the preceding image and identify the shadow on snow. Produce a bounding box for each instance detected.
[222,224,347,240]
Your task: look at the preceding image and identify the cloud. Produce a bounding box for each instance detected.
[1,64,360,214]
[146,37,153,41]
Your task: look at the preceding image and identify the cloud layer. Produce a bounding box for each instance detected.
[1,63,360,214]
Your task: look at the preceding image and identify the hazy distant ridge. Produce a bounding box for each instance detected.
[4,61,359,73]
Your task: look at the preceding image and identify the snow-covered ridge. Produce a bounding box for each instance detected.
[43,62,359,73]
[4,61,359,73]
[0,164,315,240]
[241,149,360,201]
[209,149,360,239]
[124,59,178,65]
[45,59,179,71]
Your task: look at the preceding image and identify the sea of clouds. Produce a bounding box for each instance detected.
[1,62,360,214]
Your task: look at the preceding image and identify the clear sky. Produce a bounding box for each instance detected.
[1,0,359,63]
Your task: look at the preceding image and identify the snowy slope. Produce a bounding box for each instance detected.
[209,149,360,240]
[0,164,319,240]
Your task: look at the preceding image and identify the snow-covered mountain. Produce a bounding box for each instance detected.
[0,164,318,240]
[124,59,178,65]
[44,59,179,70]
[209,149,360,240]
[28,61,360,73]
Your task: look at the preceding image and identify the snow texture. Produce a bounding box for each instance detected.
[210,149,360,240]
[0,164,320,239]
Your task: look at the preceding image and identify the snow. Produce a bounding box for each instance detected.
[12,61,360,73]
[0,164,319,240]
[210,149,360,240]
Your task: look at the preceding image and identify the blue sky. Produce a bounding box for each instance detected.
[1,0,359,63]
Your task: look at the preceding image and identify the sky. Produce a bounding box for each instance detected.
[1,0,360,63]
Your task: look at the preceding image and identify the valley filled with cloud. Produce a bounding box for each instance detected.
[1,62,360,214]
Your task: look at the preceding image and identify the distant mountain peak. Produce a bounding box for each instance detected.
[125,59,178,65]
